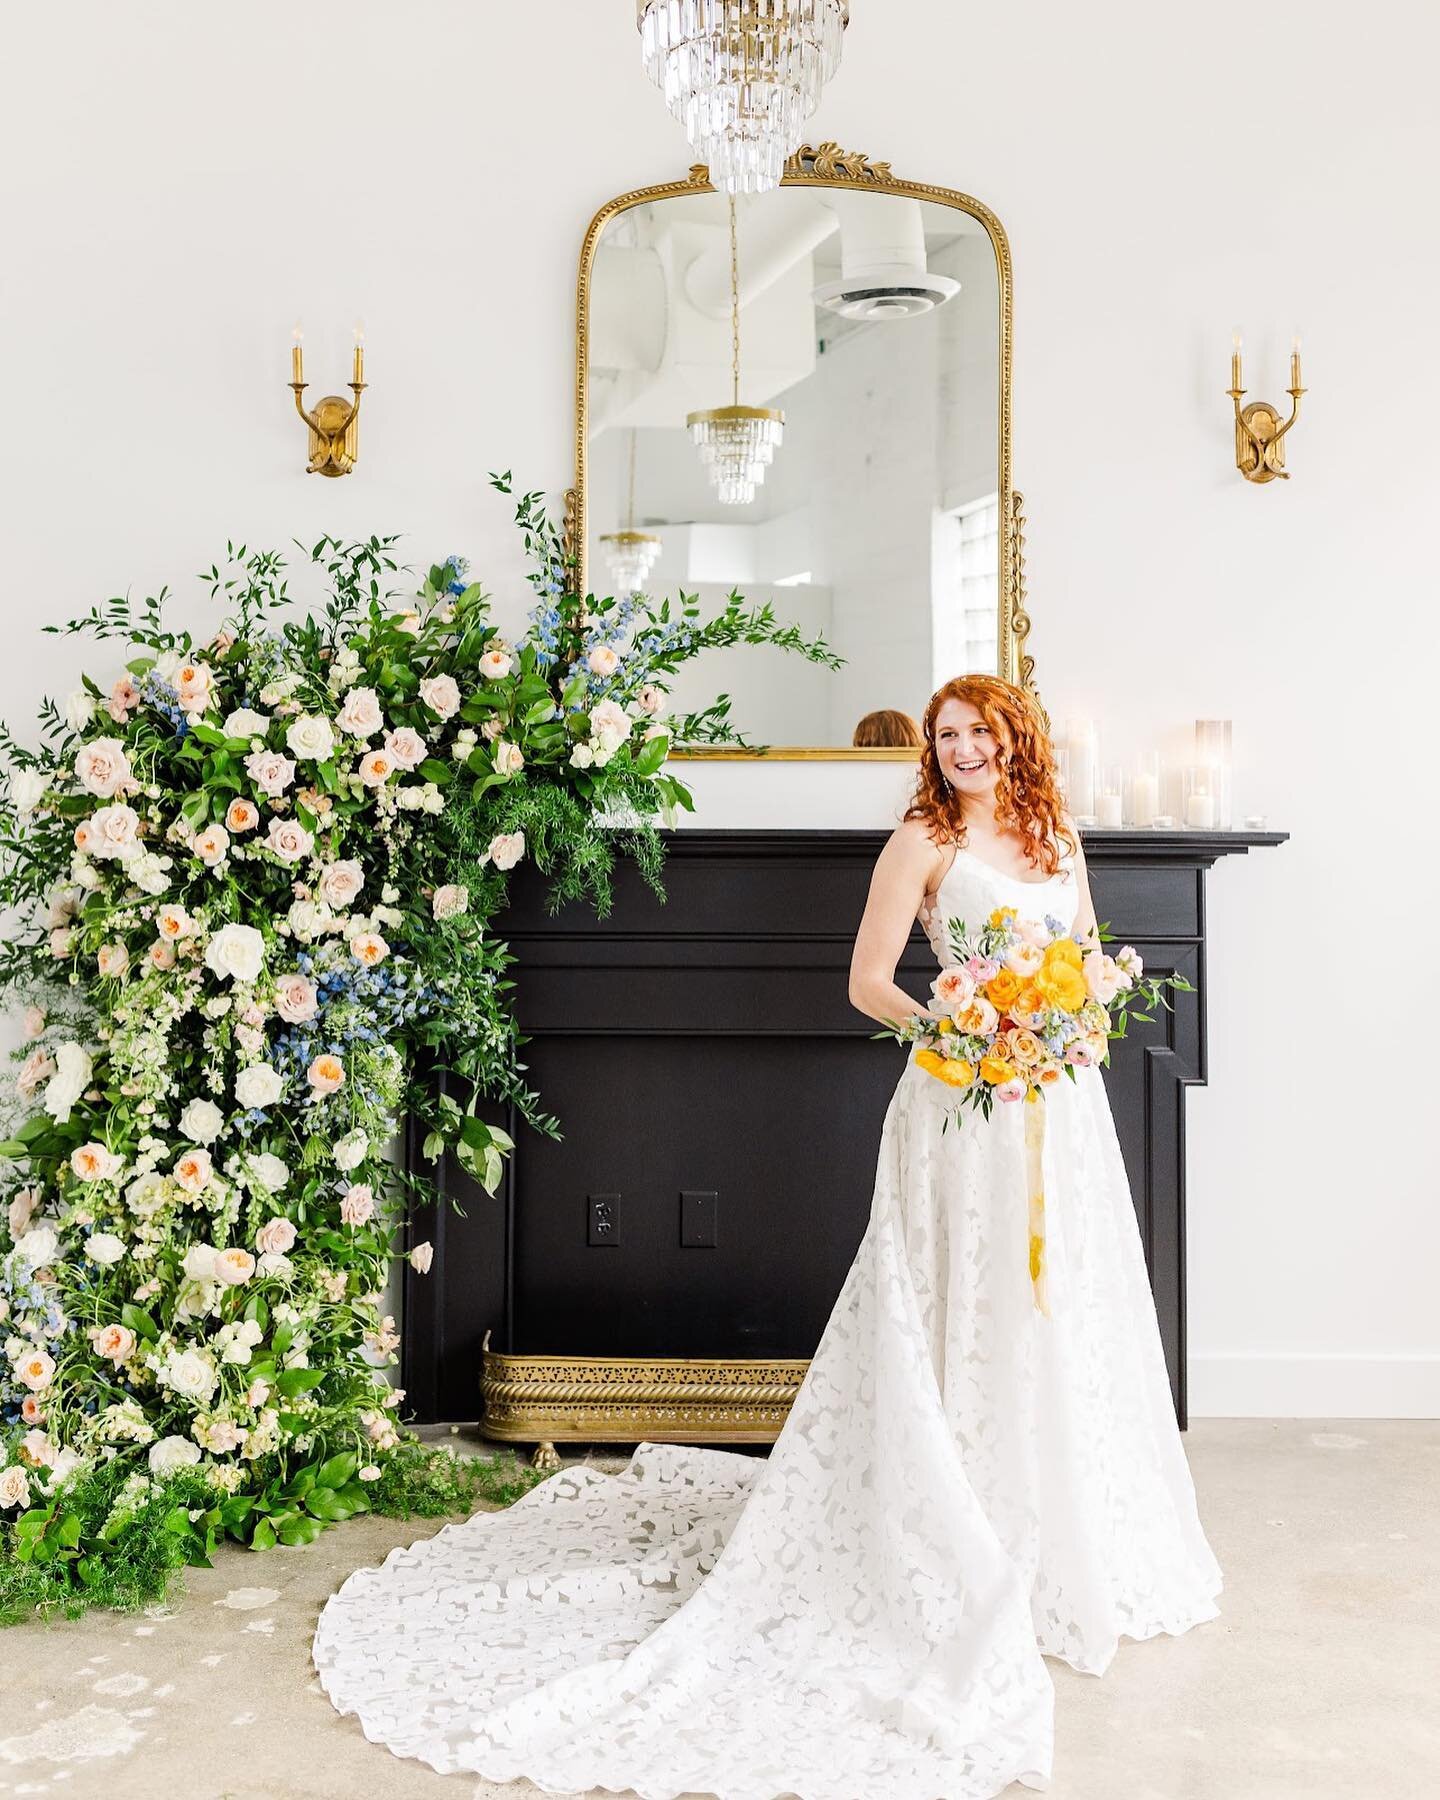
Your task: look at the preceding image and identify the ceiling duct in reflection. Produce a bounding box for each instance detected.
[811,190,959,320]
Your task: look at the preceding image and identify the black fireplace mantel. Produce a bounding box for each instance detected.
[404,827,1287,1430]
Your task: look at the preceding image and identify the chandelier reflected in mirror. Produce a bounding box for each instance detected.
[637,0,848,196]
[599,430,663,594]
[686,197,785,505]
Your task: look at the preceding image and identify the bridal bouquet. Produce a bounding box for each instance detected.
[889,903,1189,1123]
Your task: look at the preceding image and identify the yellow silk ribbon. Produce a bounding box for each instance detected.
[1024,1093,1051,1317]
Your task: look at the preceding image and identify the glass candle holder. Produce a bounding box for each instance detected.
[1182,764,1217,830]
[1194,719,1233,830]
[1096,763,1124,829]
[1131,750,1162,828]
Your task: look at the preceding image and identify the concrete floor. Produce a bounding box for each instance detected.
[1,1419,1436,1800]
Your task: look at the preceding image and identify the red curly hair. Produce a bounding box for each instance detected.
[903,674,1077,877]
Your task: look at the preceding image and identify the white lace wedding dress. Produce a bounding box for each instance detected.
[312,841,1223,1799]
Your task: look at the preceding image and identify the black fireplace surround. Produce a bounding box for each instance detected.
[403,828,1286,1430]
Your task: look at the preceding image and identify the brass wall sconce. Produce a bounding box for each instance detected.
[289,324,366,476]
[1228,331,1304,482]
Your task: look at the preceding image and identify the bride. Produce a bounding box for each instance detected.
[313,673,1223,1800]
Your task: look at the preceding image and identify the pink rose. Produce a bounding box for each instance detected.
[1003,941,1045,978]
[1083,953,1126,1005]
[274,973,318,1023]
[432,884,468,920]
[384,726,427,770]
[213,1246,255,1285]
[70,1142,123,1183]
[75,737,133,798]
[264,816,314,864]
[479,649,512,680]
[16,1048,57,1100]
[254,1217,297,1256]
[484,830,525,871]
[586,645,619,677]
[148,939,176,970]
[96,941,129,980]
[88,803,141,861]
[173,1146,213,1194]
[418,674,459,719]
[349,932,389,967]
[636,684,666,716]
[16,1349,56,1392]
[8,1188,39,1237]
[317,861,363,908]
[1015,918,1052,950]
[245,750,296,797]
[22,1005,46,1039]
[964,955,999,982]
[339,1183,374,1227]
[226,798,260,833]
[337,687,384,738]
[156,904,195,941]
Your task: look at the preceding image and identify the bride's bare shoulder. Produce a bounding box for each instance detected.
[881,817,948,880]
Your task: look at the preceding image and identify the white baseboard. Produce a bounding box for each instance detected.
[1188,1353,1440,1419]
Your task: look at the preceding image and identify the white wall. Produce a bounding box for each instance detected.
[2,1,1436,1416]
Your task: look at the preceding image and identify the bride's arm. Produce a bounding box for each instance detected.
[848,823,941,1029]
[1064,816,1101,951]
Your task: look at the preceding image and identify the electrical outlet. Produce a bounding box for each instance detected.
[680,1189,718,1248]
[587,1193,619,1246]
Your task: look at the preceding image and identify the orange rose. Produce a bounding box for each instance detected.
[985,968,1022,1009]
[979,1055,1016,1086]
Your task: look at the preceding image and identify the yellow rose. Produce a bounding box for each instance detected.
[985,968,1023,1010]
[1036,962,1088,1011]
[979,1055,1016,1086]
[934,1016,955,1035]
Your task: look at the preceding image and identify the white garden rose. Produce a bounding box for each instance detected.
[286,713,336,761]
[493,740,524,776]
[157,1346,219,1402]
[484,830,526,871]
[65,689,97,733]
[179,1098,225,1144]
[356,747,395,787]
[15,1347,57,1392]
[70,1142,123,1183]
[479,649,512,680]
[8,767,50,814]
[204,923,265,984]
[74,737,132,798]
[636,683,667,716]
[148,1435,202,1476]
[336,687,384,737]
[191,823,230,867]
[130,851,172,895]
[96,941,129,979]
[586,644,619,676]
[432,884,468,920]
[42,1042,92,1124]
[85,1233,127,1266]
[223,707,270,739]
[418,674,460,719]
[589,699,632,749]
[181,1244,219,1281]
[248,1153,290,1193]
[332,1130,369,1171]
[172,1147,213,1195]
[173,661,215,715]
[15,1224,61,1268]
[235,1064,284,1109]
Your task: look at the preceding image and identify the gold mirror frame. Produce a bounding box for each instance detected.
[569,143,1039,761]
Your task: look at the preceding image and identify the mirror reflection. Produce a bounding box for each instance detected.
[584,185,1003,751]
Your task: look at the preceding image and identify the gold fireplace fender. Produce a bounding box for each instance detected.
[480,1329,809,1469]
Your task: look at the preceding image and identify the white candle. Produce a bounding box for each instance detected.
[1097,793,1123,829]
[1132,771,1160,827]
[1186,790,1215,829]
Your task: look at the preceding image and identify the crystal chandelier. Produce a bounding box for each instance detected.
[599,431,663,594]
[637,0,848,196]
[686,198,784,505]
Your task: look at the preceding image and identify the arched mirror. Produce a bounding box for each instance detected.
[571,145,1036,760]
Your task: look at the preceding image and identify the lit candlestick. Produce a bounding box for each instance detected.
[1290,333,1302,391]
[352,322,365,385]
[1230,329,1243,392]
[291,323,304,385]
